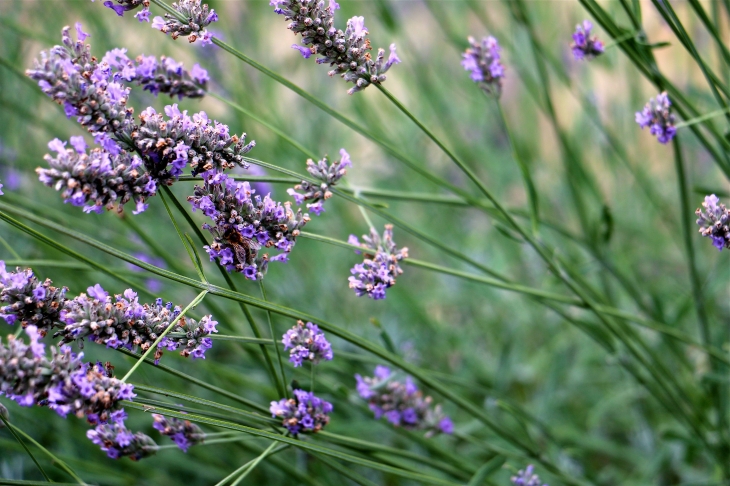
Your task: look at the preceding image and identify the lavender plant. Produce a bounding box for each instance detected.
[696,194,730,251]
[570,20,604,60]
[270,0,400,94]
[462,35,505,96]
[348,224,408,300]
[511,465,548,486]
[281,320,333,367]
[152,413,205,452]
[87,417,158,460]
[355,365,452,437]
[151,0,218,45]
[287,149,351,215]
[269,389,332,435]
[188,171,309,280]
[635,92,677,144]
[0,262,67,334]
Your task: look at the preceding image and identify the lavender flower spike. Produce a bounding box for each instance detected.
[152,414,205,452]
[0,262,67,334]
[571,20,604,60]
[511,465,548,486]
[635,92,677,144]
[97,0,148,17]
[287,148,351,215]
[462,36,504,97]
[282,320,334,367]
[59,287,218,364]
[696,194,730,251]
[188,171,310,280]
[88,419,158,460]
[270,389,332,435]
[355,365,452,437]
[38,138,157,215]
[0,330,135,422]
[348,224,408,300]
[272,1,399,94]
[151,0,218,45]
[117,54,209,99]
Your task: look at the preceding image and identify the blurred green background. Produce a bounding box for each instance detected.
[0,0,729,484]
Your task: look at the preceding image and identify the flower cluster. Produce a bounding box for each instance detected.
[696,194,730,251]
[59,286,217,364]
[287,149,351,216]
[271,0,400,94]
[461,35,504,97]
[188,171,309,280]
[282,320,333,367]
[635,92,677,144]
[151,0,218,45]
[0,262,67,334]
[134,105,254,185]
[270,389,332,435]
[88,415,158,460]
[511,465,547,486]
[152,413,206,452]
[97,0,149,21]
[106,50,209,99]
[571,20,604,60]
[355,365,453,437]
[348,224,408,300]
[0,328,135,422]
[38,138,157,215]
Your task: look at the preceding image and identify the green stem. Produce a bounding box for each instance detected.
[121,289,208,382]
[0,415,51,483]
[0,233,20,259]
[259,280,287,398]
[675,107,730,128]
[229,442,280,486]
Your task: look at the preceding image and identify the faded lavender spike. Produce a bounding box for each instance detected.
[59,286,218,364]
[270,389,332,435]
[271,1,399,94]
[282,320,333,367]
[348,224,408,300]
[152,414,205,452]
[511,465,548,486]
[635,92,677,144]
[38,138,157,215]
[288,148,351,215]
[571,20,604,60]
[462,35,504,97]
[151,0,218,45]
[0,262,67,334]
[187,170,309,280]
[696,194,730,251]
[355,365,453,437]
[0,329,135,422]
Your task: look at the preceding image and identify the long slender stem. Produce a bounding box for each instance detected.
[259,280,287,398]
[0,415,51,483]
[229,441,280,486]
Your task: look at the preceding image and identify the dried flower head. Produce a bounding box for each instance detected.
[271,0,400,94]
[188,171,309,280]
[38,138,157,215]
[0,262,67,334]
[462,35,504,97]
[696,194,730,251]
[152,414,205,452]
[87,417,158,460]
[59,286,218,364]
[635,92,677,144]
[0,328,135,422]
[270,389,332,435]
[348,224,408,300]
[151,0,218,45]
[288,149,351,216]
[282,320,333,367]
[511,465,548,486]
[355,365,453,437]
[571,20,604,60]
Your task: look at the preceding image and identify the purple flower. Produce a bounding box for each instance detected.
[0,263,67,334]
[135,7,150,22]
[271,1,398,93]
[270,390,332,435]
[635,92,677,144]
[282,320,334,367]
[511,465,547,486]
[348,224,408,300]
[87,420,158,460]
[288,149,351,215]
[75,22,90,41]
[151,414,205,452]
[571,20,604,61]
[150,0,218,44]
[355,365,452,437]
[696,194,730,251]
[462,35,504,96]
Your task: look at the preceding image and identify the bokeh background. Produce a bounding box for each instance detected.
[1,0,729,484]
